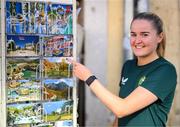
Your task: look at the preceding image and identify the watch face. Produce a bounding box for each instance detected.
[85,75,97,86]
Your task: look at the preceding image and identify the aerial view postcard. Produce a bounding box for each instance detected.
[43,57,73,78]
[7,103,42,125]
[7,35,40,57]
[43,78,74,101]
[42,100,73,122]
[7,58,40,80]
[7,79,41,103]
[42,35,73,57]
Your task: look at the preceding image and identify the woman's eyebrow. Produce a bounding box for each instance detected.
[141,32,150,34]
[130,31,150,34]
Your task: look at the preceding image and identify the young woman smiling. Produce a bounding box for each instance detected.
[71,12,177,127]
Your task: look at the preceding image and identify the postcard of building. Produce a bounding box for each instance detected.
[42,35,73,57]
[7,35,40,57]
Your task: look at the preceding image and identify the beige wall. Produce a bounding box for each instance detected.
[149,0,180,126]
[107,0,124,95]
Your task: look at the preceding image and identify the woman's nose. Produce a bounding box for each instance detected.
[135,36,142,44]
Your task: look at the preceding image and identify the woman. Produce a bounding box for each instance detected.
[71,12,177,126]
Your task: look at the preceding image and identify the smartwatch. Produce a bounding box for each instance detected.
[85,75,97,86]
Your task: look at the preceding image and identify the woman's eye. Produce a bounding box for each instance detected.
[130,33,136,37]
[142,33,148,37]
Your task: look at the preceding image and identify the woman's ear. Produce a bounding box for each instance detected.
[157,32,164,43]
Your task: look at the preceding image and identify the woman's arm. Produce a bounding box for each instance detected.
[89,79,157,118]
[72,61,158,118]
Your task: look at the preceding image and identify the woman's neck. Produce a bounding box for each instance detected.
[137,55,159,66]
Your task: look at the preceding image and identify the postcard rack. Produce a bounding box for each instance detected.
[0,0,77,127]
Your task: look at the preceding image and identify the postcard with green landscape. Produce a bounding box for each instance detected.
[43,57,73,78]
[7,58,40,80]
[43,100,73,122]
[43,79,74,101]
[7,103,42,125]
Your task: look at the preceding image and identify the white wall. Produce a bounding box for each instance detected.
[123,0,134,61]
[84,0,110,126]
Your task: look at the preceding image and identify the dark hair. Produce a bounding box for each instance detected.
[131,12,166,57]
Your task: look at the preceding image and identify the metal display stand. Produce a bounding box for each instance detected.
[0,0,77,127]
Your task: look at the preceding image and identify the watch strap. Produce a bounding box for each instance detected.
[85,75,97,86]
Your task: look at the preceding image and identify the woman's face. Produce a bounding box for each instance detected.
[130,19,163,59]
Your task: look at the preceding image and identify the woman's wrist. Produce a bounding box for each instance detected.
[85,75,97,86]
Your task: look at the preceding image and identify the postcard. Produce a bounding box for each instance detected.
[42,35,73,57]
[8,124,31,127]
[6,1,47,34]
[33,2,47,34]
[7,79,41,103]
[42,100,73,122]
[55,120,73,127]
[7,35,40,57]
[43,57,73,79]
[28,2,36,34]
[6,1,73,35]
[31,122,55,127]
[43,79,74,101]
[7,103,42,125]
[6,1,24,34]
[7,58,40,80]
[47,3,73,35]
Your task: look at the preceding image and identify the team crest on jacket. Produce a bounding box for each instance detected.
[138,76,146,86]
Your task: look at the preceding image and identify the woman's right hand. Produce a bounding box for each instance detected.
[69,59,92,81]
